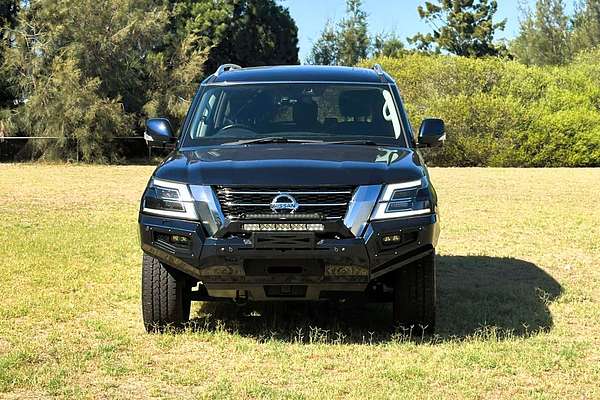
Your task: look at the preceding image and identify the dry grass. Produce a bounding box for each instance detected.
[0,164,599,399]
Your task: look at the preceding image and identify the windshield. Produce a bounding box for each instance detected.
[182,83,408,147]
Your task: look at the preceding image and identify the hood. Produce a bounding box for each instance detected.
[154,144,425,186]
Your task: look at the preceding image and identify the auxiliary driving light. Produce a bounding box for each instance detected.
[242,223,325,232]
[170,235,190,245]
[382,233,403,244]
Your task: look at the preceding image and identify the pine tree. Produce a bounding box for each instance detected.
[0,0,18,109]
[372,33,406,58]
[336,0,370,65]
[306,22,339,65]
[306,0,371,66]
[1,0,192,161]
[409,0,506,57]
[572,0,600,53]
[1,0,299,161]
[175,0,299,73]
[511,0,572,65]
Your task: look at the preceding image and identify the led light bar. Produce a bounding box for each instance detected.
[242,223,325,232]
[243,213,323,220]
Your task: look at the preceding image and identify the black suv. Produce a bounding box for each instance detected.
[139,64,445,332]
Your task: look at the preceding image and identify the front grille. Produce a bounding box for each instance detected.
[215,186,355,220]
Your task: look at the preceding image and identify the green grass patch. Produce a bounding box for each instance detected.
[0,164,599,398]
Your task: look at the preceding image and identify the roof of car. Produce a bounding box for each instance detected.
[203,65,395,85]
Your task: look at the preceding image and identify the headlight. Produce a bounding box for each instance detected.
[370,177,431,220]
[143,178,198,220]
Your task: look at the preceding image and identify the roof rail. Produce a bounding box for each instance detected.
[372,64,385,75]
[215,64,242,76]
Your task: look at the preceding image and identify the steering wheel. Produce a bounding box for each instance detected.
[215,123,255,135]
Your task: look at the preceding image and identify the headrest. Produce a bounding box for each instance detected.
[293,98,318,122]
[339,90,375,118]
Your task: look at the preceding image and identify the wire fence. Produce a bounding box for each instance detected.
[0,136,160,162]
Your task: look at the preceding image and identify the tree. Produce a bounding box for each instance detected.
[336,0,370,65]
[1,0,206,162]
[511,0,572,65]
[306,21,339,65]
[0,0,18,109]
[177,0,299,73]
[306,0,372,66]
[409,0,507,57]
[372,33,406,58]
[572,0,600,53]
[1,0,299,161]
[0,0,17,29]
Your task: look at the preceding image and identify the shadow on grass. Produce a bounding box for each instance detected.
[190,256,562,344]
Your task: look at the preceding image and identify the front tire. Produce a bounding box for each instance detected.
[393,251,436,333]
[142,254,192,332]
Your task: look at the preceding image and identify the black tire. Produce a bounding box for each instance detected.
[142,254,192,332]
[393,251,436,333]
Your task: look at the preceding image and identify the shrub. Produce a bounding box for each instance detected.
[365,52,600,167]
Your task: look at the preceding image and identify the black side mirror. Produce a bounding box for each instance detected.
[144,118,175,146]
[418,118,446,148]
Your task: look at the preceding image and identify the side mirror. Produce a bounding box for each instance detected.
[144,118,175,146]
[417,118,445,148]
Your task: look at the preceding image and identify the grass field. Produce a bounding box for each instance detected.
[1,165,599,399]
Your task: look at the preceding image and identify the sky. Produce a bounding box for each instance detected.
[283,0,558,62]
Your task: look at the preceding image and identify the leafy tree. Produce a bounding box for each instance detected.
[572,0,600,53]
[511,0,572,65]
[409,0,507,57]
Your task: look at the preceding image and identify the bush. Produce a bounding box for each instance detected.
[365,52,600,167]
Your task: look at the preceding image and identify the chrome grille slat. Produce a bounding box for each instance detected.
[221,191,352,195]
[225,203,348,207]
[215,186,355,220]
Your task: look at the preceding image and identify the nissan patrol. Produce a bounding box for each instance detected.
[140,64,445,332]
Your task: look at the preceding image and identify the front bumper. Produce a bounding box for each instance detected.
[139,213,439,300]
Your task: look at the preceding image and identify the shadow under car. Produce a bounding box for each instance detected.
[188,255,562,343]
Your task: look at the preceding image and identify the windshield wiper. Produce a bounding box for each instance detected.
[322,139,380,146]
[223,137,324,145]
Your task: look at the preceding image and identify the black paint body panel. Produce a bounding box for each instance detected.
[154,145,425,186]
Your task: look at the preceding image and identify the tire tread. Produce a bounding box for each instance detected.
[393,251,436,333]
[142,254,191,332]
